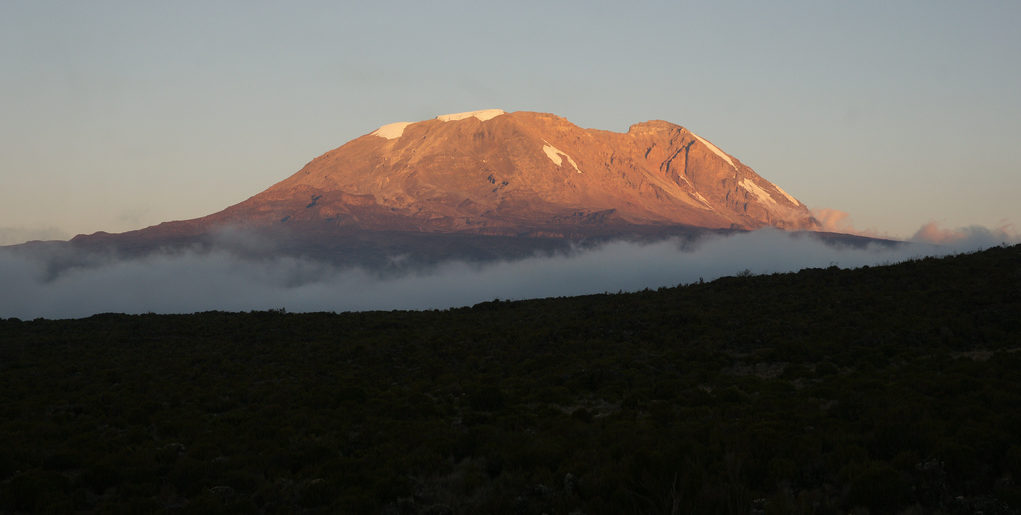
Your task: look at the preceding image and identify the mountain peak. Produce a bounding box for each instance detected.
[76,110,820,256]
[209,110,820,235]
[627,120,683,134]
[435,109,505,122]
[371,121,414,140]
[370,109,508,140]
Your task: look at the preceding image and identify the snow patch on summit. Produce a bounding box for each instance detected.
[542,142,582,174]
[436,109,505,122]
[372,122,413,140]
[691,132,736,169]
[739,178,777,205]
[773,184,801,206]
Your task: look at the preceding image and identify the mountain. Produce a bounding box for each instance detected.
[149,109,818,237]
[39,110,850,266]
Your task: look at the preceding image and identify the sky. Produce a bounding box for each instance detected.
[2,1,1020,244]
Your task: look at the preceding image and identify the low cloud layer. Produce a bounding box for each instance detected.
[810,208,890,239]
[910,221,1018,246]
[1,226,1016,320]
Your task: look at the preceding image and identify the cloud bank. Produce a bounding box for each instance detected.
[910,221,1018,247]
[0,226,1015,320]
[810,208,890,239]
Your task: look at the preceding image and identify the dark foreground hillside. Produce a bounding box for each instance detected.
[1,244,1019,514]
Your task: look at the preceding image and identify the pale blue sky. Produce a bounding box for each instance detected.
[2,1,1019,243]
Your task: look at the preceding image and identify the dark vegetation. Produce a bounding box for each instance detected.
[1,244,1019,514]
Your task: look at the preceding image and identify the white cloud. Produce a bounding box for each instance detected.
[2,226,1013,320]
[910,221,1018,248]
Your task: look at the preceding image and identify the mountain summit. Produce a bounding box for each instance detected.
[59,110,832,265]
[198,109,819,236]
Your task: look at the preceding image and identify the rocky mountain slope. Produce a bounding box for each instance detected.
[24,110,842,266]
[201,109,819,236]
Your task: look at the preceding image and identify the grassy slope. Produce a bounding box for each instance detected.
[1,244,1019,514]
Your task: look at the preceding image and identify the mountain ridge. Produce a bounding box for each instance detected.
[182,109,820,236]
[16,109,851,267]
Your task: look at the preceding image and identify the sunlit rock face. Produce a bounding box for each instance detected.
[199,110,819,236]
[62,110,822,266]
